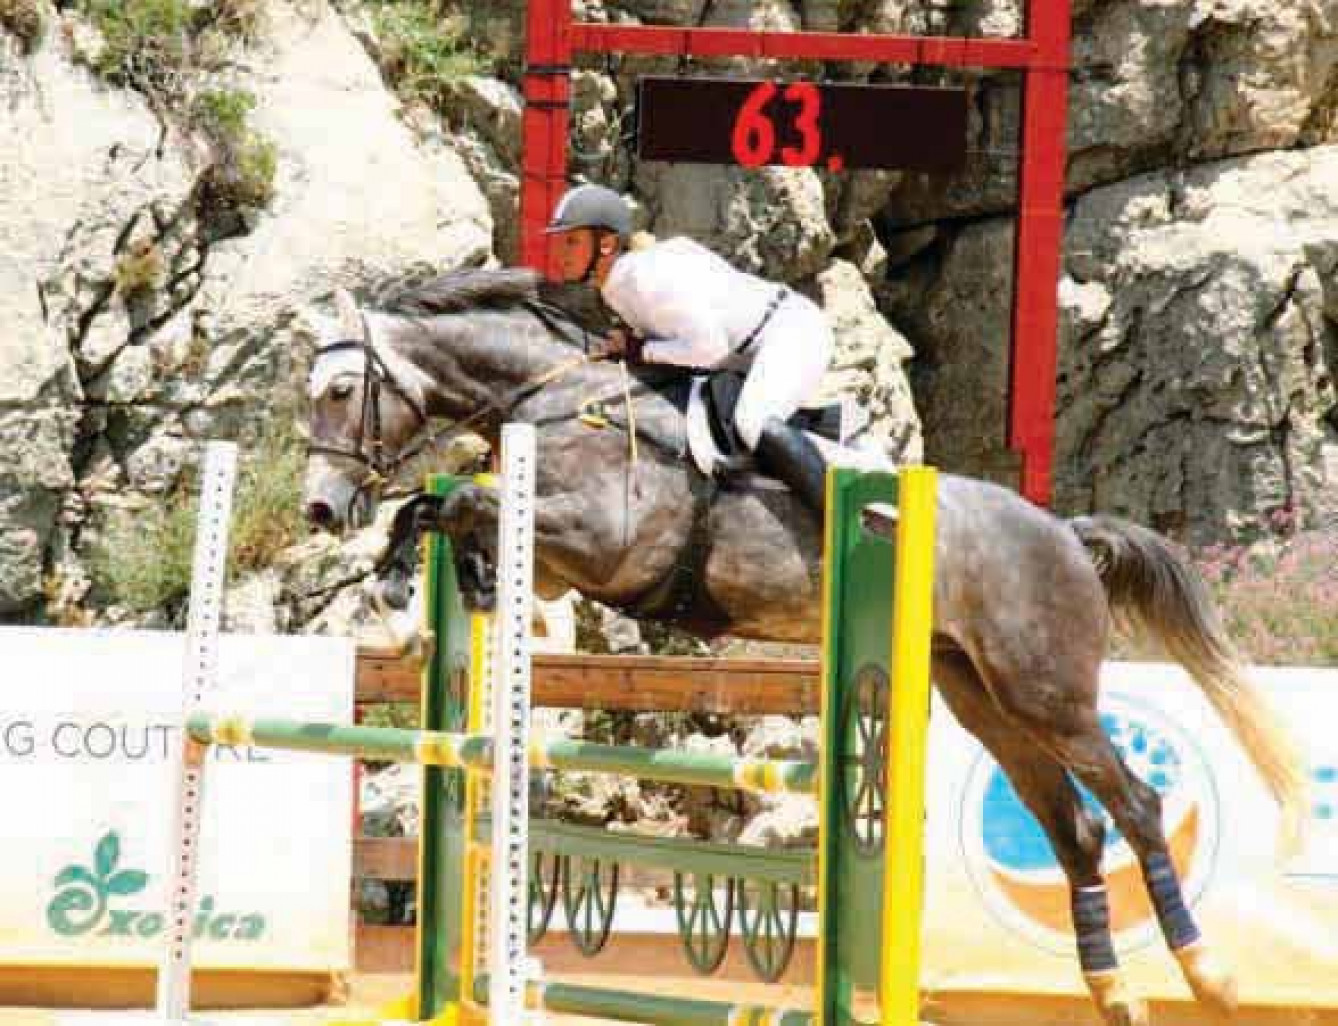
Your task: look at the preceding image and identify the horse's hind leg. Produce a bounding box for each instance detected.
[934,650,1148,1026]
[963,522,1238,1019]
[1042,708,1239,1018]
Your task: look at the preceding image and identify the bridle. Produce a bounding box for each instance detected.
[307,333,431,492]
[307,305,608,520]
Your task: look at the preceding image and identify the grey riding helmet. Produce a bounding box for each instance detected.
[544,184,633,241]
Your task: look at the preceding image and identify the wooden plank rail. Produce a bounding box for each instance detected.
[356,646,821,714]
[353,836,418,882]
[352,644,821,880]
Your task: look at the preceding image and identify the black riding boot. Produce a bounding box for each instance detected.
[754,417,828,517]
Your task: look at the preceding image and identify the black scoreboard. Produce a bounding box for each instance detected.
[636,76,968,173]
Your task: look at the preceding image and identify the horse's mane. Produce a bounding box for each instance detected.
[385,267,542,315]
[384,266,616,333]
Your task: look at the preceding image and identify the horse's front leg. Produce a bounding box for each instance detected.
[424,483,603,612]
[413,484,499,611]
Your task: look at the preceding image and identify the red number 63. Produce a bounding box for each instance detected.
[731,81,823,168]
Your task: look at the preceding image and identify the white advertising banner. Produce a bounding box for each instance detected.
[924,661,1338,1012]
[0,627,355,976]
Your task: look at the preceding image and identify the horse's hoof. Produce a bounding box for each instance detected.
[463,589,497,614]
[456,550,497,612]
[1175,942,1239,1019]
[380,571,412,611]
[1085,971,1150,1026]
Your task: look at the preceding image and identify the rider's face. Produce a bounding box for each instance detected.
[554,228,599,283]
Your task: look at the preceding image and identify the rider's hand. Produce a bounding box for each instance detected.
[596,329,638,361]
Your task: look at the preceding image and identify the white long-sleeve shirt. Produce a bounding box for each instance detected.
[599,237,783,368]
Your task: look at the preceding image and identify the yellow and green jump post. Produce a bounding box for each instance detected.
[183,461,937,1026]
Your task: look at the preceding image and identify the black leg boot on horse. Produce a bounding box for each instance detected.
[753,416,828,518]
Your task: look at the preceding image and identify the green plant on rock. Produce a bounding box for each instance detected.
[77,0,194,87]
[229,421,306,572]
[233,134,278,204]
[0,0,47,53]
[74,0,265,99]
[88,490,199,617]
[194,86,255,138]
[201,0,264,43]
[366,0,485,109]
[193,87,278,230]
[195,133,277,232]
[88,422,307,619]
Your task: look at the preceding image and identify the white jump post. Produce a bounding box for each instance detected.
[488,423,539,1026]
[157,442,238,1023]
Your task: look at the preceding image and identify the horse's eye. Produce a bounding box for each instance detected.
[331,382,354,401]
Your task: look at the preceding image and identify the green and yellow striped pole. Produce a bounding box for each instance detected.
[415,471,475,1024]
[457,609,492,1025]
[185,715,818,794]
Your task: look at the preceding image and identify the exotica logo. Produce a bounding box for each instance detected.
[46,830,266,942]
[959,696,1220,956]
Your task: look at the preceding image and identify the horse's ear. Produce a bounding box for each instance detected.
[334,288,363,338]
[296,305,338,343]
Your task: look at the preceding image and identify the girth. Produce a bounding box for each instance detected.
[623,471,733,635]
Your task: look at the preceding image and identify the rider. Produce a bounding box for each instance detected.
[544,183,833,514]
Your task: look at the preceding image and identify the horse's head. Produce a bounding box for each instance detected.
[303,289,430,531]
[302,269,601,532]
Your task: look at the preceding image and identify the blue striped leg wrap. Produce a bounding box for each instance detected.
[1071,885,1118,974]
[1144,851,1200,950]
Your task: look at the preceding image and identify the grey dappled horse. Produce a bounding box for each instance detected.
[301,268,1307,1026]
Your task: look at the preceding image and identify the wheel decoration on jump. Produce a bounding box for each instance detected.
[841,663,890,856]
[673,872,734,975]
[561,854,620,957]
[737,877,801,982]
[527,849,561,943]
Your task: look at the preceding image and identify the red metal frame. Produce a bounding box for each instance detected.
[520,3,1071,505]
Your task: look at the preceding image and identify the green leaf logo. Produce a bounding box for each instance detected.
[95,832,120,879]
[47,831,147,936]
[107,870,149,896]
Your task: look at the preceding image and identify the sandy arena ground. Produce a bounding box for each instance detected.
[0,971,816,1025]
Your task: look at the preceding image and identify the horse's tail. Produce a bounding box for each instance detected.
[1070,514,1309,855]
